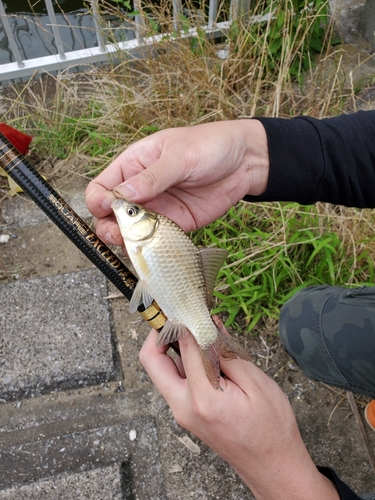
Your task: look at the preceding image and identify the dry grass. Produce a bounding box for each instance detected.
[1,0,350,159]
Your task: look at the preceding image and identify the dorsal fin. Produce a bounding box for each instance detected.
[199,247,228,309]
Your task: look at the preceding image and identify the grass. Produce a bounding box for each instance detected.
[1,0,375,334]
[194,202,375,332]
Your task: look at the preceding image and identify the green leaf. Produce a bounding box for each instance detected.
[269,37,282,54]
[276,10,285,28]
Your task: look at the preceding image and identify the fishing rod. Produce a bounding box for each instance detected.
[0,131,168,333]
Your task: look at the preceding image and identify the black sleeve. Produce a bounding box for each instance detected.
[244,111,375,208]
[317,467,363,499]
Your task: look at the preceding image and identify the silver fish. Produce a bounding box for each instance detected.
[111,197,251,389]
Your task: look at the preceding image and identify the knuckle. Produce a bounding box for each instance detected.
[140,169,159,191]
[190,395,212,422]
[95,220,110,240]
[94,217,107,236]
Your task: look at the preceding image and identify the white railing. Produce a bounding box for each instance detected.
[0,0,262,82]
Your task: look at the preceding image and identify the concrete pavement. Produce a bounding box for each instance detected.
[1,175,375,499]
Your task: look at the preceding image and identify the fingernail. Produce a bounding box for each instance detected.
[117,182,138,200]
[101,191,117,211]
[105,232,117,246]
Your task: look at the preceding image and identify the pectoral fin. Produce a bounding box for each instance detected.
[129,280,154,313]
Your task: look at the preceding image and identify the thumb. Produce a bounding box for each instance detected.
[113,157,184,204]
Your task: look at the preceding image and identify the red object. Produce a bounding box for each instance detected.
[0,123,32,155]
[365,400,375,431]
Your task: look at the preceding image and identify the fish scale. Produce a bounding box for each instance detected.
[140,216,218,347]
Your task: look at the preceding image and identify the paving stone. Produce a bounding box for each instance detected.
[0,387,166,498]
[0,423,161,497]
[2,194,50,227]
[0,269,118,400]
[0,464,123,500]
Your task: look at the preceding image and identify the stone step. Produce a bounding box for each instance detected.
[0,464,124,500]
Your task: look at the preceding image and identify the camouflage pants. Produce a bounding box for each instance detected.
[279,285,375,399]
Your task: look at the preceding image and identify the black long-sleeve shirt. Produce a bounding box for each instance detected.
[246,111,375,500]
[245,111,375,207]
[318,467,363,499]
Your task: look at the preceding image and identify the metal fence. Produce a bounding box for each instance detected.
[0,0,256,83]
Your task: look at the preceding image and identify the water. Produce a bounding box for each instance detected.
[0,0,207,71]
[0,0,134,66]
[4,0,108,15]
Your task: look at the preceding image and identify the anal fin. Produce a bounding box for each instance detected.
[215,328,252,363]
[213,316,252,362]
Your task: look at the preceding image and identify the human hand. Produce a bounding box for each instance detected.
[85,120,269,246]
[139,327,339,500]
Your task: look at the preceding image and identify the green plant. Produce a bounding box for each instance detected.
[228,0,334,81]
[193,202,375,332]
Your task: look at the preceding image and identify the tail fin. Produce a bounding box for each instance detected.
[199,322,252,390]
[199,342,222,390]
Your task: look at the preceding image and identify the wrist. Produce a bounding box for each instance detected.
[237,119,270,197]
[226,415,340,500]
[247,460,340,500]
[238,444,340,500]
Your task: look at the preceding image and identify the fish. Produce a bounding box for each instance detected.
[111,197,251,389]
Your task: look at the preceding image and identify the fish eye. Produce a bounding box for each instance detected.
[126,206,139,217]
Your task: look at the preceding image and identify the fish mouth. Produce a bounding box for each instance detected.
[111,189,134,211]
[112,188,124,199]
[111,198,126,211]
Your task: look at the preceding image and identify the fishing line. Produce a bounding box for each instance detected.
[0,131,168,332]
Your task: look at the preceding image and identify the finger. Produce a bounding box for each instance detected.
[85,147,144,217]
[178,332,219,392]
[114,154,188,204]
[141,190,197,232]
[139,329,185,402]
[94,215,124,247]
[85,181,117,218]
[219,356,269,395]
